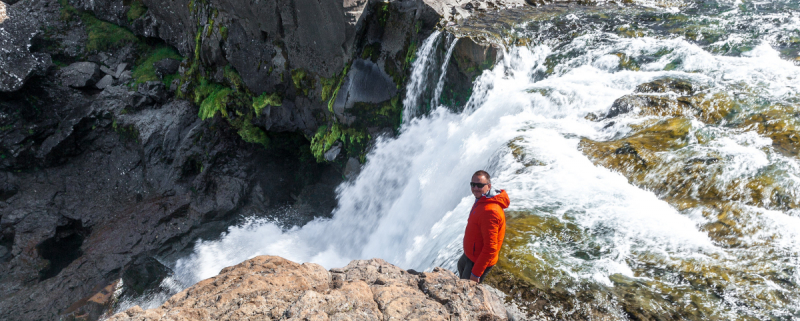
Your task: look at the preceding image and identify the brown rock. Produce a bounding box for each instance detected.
[108,256,509,321]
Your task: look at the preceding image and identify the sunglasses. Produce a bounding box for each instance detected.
[470,182,488,188]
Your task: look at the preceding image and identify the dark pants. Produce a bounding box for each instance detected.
[457,253,493,283]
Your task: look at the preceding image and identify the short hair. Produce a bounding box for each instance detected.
[472,170,491,183]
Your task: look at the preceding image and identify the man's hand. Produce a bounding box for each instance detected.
[470,273,480,283]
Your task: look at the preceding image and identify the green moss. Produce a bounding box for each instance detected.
[252,92,281,115]
[349,96,403,131]
[127,0,147,22]
[131,45,183,86]
[220,26,228,40]
[237,119,270,147]
[194,79,231,120]
[223,65,246,92]
[320,76,337,103]
[194,27,202,62]
[310,123,369,162]
[59,0,140,52]
[361,42,381,62]
[327,64,350,113]
[404,40,418,67]
[376,3,390,27]
[291,69,313,96]
[206,19,215,37]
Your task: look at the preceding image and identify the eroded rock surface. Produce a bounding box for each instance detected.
[0,0,52,92]
[109,255,510,321]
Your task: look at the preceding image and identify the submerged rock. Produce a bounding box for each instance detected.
[108,255,511,321]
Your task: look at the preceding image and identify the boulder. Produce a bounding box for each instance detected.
[118,70,132,84]
[153,58,180,78]
[95,74,114,89]
[332,59,397,124]
[100,65,115,76]
[108,255,510,321]
[115,63,128,78]
[131,81,167,109]
[60,62,102,88]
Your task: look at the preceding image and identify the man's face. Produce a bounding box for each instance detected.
[470,174,491,199]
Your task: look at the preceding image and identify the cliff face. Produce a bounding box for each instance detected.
[0,0,505,319]
[108,255,515,321]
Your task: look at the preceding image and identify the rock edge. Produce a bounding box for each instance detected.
[109,255,511,321]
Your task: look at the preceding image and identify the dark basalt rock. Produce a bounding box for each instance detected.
[59,62,103,88]
[153,58,180,78]
[0,0,52,92]
[95,74,115,89]
[332,59,398,124]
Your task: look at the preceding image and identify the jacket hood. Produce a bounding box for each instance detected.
[477,189,510,209]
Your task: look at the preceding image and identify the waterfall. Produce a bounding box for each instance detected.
[122,1,800,318]
[430,35,459,109]
[402,30,442,120]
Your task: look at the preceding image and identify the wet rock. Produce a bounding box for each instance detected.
[153,58,180,78]
[121,256,169,296]
[95,75,114,90]
[0,1,52,92]
[108,256,510,321]
[324,142,342,161]
[344,157,361,179]
[635,77,698,95]
[453,37,500,80]
[332,59,397,124]
[60,62,102,88]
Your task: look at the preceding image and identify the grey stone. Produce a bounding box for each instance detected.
[100,65,115,76]
[115,63,128,78]
[332,59,397,124]
[60,62,102,88]
[324,142,342,162]
[170,79,180,92]
[95,75,114,89]
[118,70,132,84]
[344,157,361,179]
[153,58,180,78]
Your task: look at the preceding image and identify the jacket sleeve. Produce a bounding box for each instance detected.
[471,208,502,277]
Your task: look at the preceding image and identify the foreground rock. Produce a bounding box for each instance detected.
[109,256,511,321]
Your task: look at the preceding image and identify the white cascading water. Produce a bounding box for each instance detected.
[402,30,442,120]
[430,34,458,109]
[120,2,800,317]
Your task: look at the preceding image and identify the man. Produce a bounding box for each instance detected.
[458,170,509,283]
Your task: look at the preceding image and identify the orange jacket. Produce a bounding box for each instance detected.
[463,189,509,277]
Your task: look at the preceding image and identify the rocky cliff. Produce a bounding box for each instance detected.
[107,255,517,321]
[0,0,506,319]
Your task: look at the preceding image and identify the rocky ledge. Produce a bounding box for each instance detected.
[109,255,515,321]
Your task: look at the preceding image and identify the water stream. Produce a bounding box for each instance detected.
[121,1,800,319]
